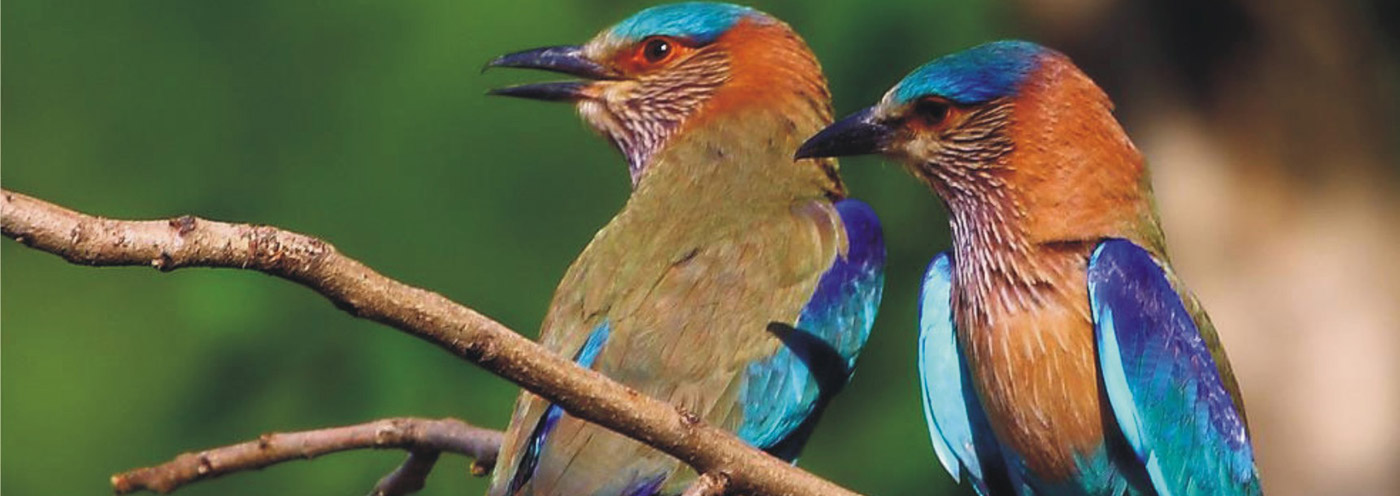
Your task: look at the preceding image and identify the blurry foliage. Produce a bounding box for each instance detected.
[1,1,1014,495]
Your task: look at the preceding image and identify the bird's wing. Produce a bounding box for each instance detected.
[739,198,886,458]
[797,199,886,365]
[496,199,862,495]
[1087,239,1261,496]
[488,305,611,496]
[918,252,1010,496]
[502,322,613,496]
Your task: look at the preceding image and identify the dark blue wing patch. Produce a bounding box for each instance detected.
[1088,239,1260,496]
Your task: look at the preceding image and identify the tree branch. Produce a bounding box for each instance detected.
[2,189,860,496]
[110,417,500,495]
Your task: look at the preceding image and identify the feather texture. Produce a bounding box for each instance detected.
[917,252,1011,496]
[604,3,761,45]
[1089,239,1261,496]
[506,323,614,495]
[738,198,885,457]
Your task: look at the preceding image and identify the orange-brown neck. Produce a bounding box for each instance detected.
[1010,56,1163,255]
[936,54,1163,324]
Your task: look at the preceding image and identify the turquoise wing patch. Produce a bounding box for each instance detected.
[1088,240,1260,496]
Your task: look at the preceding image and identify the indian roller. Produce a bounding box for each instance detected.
[483,3,885,495]
[797,40,1261,495]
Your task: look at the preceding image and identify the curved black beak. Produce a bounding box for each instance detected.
[485,45,616,102]
[796,107,894,159]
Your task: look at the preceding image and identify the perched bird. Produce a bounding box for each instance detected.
[483,3,885,495]
[797,40,1260,495]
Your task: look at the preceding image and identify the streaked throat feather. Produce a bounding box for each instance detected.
[910,99,1080,325]
[910,93,1106,480]
[580,48,730,185]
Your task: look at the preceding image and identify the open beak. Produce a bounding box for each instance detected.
[795,107,894,159]
[485,45,616,102]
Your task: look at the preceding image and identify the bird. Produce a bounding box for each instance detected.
[796,40,1261,495]
[482,3,885,495]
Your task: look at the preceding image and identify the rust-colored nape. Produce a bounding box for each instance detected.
[1006,54,1159,251]
[692,18,833,128]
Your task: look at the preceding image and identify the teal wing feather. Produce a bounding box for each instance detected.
[736,198,885,458]
[1088,239,1261,496]
[504,323,614,495]
[918,252,1011,496]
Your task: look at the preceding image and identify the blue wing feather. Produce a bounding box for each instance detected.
[798,198,886,365]
[1088,239,1260,496]
[736,198,885,455]
[506,322,613,495]
[918,252,1009,496]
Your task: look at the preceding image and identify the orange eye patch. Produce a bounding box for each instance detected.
[614,36,693,74]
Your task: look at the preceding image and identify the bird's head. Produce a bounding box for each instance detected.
[796,41,1056,189]
[799,40,1154,245]
[488,2,832,185]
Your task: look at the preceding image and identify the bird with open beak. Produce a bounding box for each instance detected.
[484,3,885,495]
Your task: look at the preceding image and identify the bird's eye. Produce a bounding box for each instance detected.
[913,98,951,126]
[642,37,672,63]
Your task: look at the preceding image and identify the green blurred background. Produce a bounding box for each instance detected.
[4,1,1398,495]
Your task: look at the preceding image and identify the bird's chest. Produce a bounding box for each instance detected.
[956,266,1111,484]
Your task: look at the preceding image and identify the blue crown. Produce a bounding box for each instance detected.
[891,40,1049,105]
[607,2,766,45]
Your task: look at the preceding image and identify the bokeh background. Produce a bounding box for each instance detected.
[4,1,1397,494]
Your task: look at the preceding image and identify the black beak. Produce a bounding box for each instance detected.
[795,107,894,159]
[487,81,591,102]
[485,45,616,102]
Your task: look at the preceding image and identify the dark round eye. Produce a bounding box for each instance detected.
[914,98,950,126]
[642,38,672,63]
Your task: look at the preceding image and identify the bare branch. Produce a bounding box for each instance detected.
[682,473,731,496]
[110,417,500,495]
[2,189,859,496]
[369,450,441,496]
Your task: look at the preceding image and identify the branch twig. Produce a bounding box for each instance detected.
[682,473,731,496]
[2,189,859,496]
[369,450,442,496]
[110,417,500,495]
